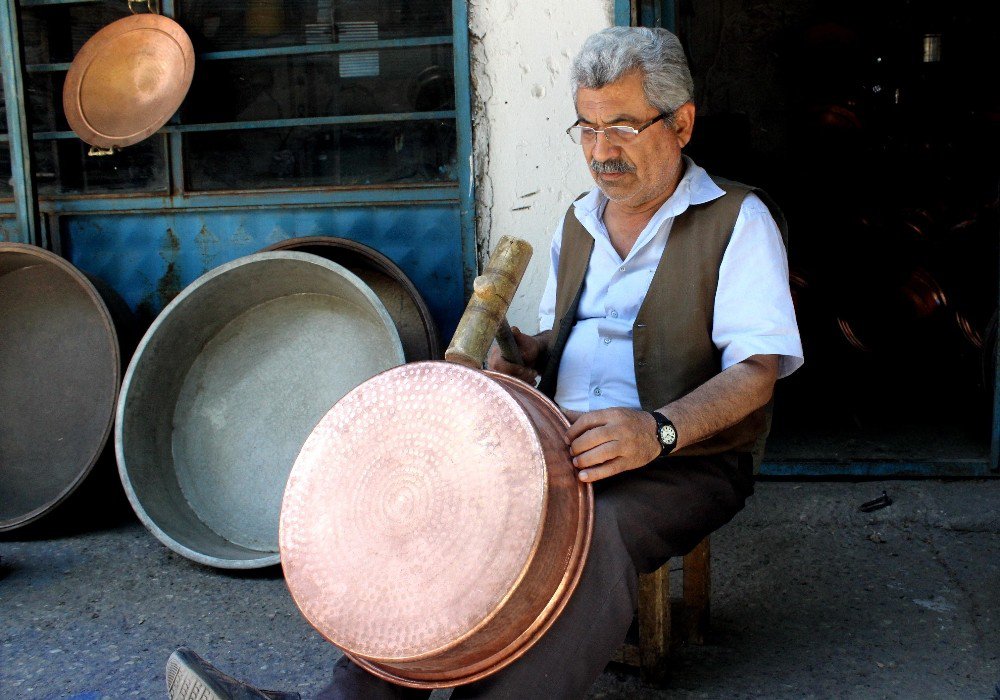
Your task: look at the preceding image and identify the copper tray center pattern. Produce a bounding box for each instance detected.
[280,362,549,661]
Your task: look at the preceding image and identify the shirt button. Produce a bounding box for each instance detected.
[603,337,611,345]
[619,265,626,272]
[593,387,602,396]
[610,310,618,318]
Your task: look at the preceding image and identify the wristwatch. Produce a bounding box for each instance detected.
[650,411,678,456]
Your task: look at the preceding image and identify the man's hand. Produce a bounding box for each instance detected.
[486,327,549,384]
[563,408,661,482]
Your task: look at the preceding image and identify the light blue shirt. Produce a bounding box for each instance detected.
[538,157,804,413]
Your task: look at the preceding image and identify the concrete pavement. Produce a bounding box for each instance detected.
[3,479,999,699]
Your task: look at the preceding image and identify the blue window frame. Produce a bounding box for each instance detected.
[0,0,477,340]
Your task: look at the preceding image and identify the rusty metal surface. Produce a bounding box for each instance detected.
[279,362,593,687]
[0,244,120,531]
[63,14,195,149]
[116,252,404,568]
[262,237,441,361]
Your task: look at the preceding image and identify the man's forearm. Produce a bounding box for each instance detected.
[661,354,779,452]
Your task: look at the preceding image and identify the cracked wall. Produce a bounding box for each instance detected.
[469,0,614,332]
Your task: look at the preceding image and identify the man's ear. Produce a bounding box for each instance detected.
[673,102,696,149]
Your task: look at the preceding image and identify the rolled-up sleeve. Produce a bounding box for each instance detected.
[713,193,804,378]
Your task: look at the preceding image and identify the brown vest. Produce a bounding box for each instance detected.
[537,178,788,468]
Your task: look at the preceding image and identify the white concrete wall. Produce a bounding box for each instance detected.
[468,0,614,333]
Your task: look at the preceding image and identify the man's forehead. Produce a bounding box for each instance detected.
[574,72,654,123]
[575,94,654,125]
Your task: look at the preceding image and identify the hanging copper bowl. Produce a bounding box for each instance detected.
[62,13,194,149]
[279,362,593,688]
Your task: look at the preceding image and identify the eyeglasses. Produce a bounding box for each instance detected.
[565,112,671,146]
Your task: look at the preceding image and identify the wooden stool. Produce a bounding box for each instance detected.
[610,536,711,683]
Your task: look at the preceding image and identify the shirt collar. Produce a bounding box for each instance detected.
[573,155,724,223]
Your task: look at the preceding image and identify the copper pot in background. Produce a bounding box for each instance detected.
[63,10,195,151]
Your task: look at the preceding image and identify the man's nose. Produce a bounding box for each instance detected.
[590,133,621,160]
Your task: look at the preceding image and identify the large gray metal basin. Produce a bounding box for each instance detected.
[262,237,440,362]
[116,252,404,568]
[0,243,120,531]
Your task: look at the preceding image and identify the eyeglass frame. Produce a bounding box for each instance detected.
[565,111,673,146]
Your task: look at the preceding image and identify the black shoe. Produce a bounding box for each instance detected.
[165,647,301,700]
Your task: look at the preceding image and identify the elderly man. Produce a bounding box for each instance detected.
[165,25,801,700]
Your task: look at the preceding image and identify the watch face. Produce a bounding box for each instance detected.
[658,424,677,447]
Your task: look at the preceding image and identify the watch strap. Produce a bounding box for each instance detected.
[650,411,677,456]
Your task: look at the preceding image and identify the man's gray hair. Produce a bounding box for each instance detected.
[570,27,694,114]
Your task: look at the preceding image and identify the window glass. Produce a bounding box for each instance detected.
[20,2,131,65]
[184,120,455,190]
[21,2,169,195]
[0,83,7,134]
[12,0,458,195]
[26,72,64,133]
[183,47,454,123]
[181,0,451,52]
[33,137,169,196]
[0,146,12,196]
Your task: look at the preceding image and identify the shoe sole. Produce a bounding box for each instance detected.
[166,653,226,700]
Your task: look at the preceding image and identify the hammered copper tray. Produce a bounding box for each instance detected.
[279,362,593,687]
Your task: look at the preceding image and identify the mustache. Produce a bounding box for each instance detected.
[589,158,636,175]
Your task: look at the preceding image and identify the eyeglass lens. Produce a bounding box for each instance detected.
[568,126,638,146]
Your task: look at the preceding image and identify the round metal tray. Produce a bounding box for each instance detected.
[63,14,195,148]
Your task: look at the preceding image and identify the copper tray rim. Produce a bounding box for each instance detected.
[280,361,553,663]
[351,471,593,688]
[0,243,121,532]
[346,371,595,688]
[62,14,195,148]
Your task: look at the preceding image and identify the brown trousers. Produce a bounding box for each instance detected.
[315,453,753,700]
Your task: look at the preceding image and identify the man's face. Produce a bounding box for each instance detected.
[574,70,693,209]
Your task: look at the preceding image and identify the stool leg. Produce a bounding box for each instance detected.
[682,537,711,645]
[638,565,670,683]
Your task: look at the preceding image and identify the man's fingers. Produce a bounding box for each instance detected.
[570,440,619,470]
[509,326,539,364]
[577,458,627,483]
[499,362,538,383]
[564,410,608,442]
[487,343,538,382]
[561,408,583,423]
[568,424,615,458]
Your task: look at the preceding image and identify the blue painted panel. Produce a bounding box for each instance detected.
[59,205,464,340]
[0,216,19,241]
[614,0,631,26]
